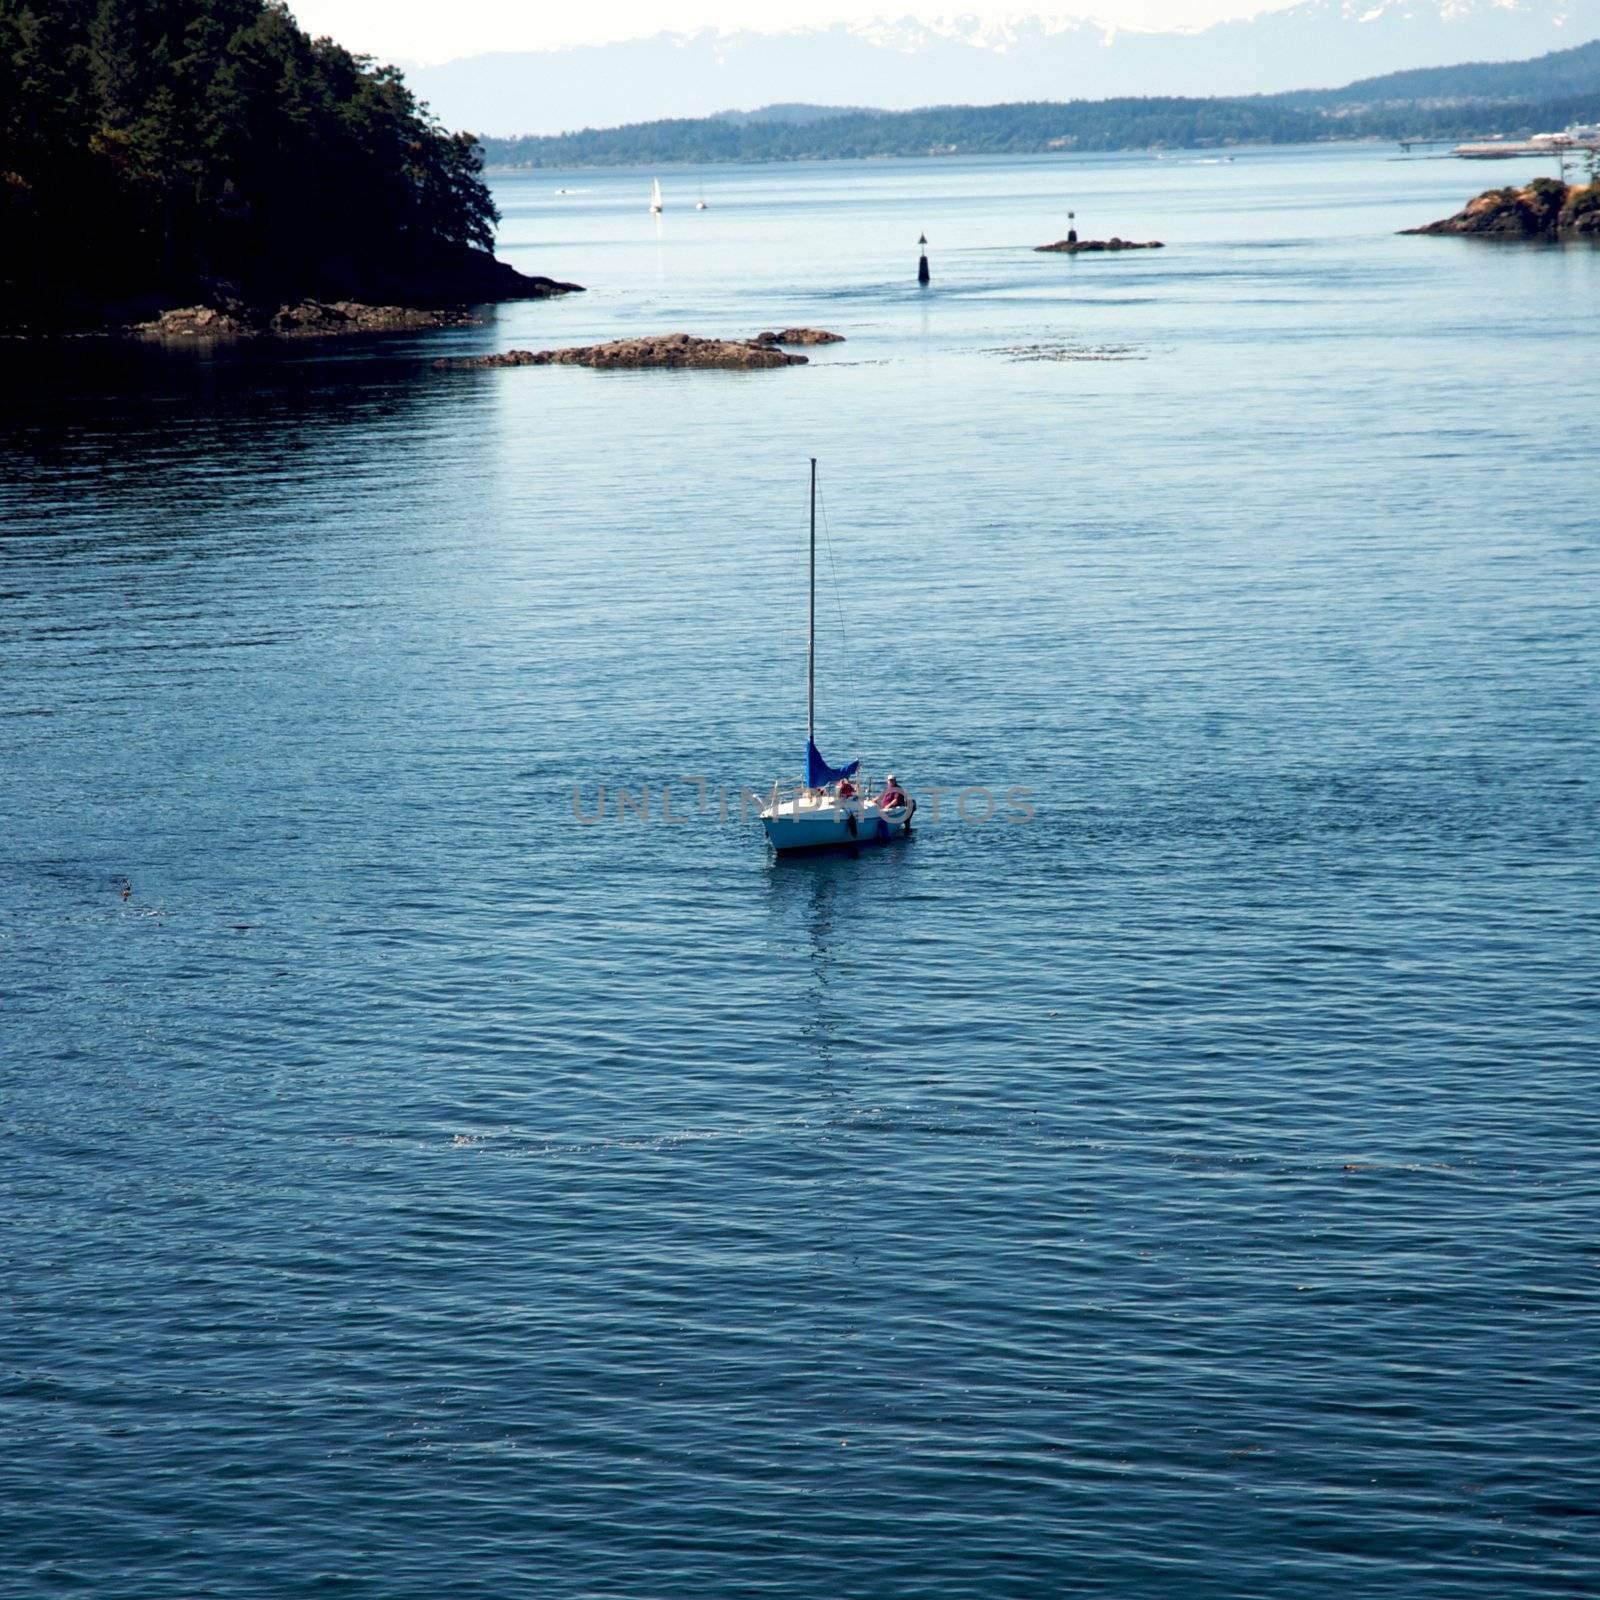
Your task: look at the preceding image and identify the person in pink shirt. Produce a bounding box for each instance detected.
[877,773,908,811]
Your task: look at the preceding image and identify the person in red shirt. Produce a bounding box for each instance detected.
[836,777,857,801]
[878,773,907,811]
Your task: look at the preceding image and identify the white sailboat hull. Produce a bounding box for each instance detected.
[760,796,911,853]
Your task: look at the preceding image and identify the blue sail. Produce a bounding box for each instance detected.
[807,740,860,788]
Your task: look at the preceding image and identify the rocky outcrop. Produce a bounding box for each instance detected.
[133,300,481,340]
[133,305,258,338]
[435,333,813,371]
[9,251,582,338]
[1035,237,1164,253]
[752,328,845,345]
[1403,179,1600,238]
[270,301,480,336]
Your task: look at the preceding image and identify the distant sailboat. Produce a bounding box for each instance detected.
[695,183,708,211]
[649,178,663,214]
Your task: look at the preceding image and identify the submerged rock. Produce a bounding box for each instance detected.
[435,333,811,371]
[1403,179,1600,238]
[1035,237,1164,253]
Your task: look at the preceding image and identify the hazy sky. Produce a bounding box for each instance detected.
[289,1,1292,66]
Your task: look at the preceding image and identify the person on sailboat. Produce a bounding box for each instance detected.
[878,774,909,812]
[836,776,857,802]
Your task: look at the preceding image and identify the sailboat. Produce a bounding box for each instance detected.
[695,183,708,211]
[759,460,914,853]
[649,178,663,214]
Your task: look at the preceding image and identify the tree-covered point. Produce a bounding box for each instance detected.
[0,0,507,326]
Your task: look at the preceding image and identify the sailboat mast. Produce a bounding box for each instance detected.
[807,457,816,757]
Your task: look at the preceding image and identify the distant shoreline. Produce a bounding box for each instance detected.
[482,136,1397,174]
[473,62,1600,172]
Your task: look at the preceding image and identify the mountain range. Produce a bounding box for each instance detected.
[409,0,1600,137]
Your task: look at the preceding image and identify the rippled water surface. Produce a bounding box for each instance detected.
[2,147,1597,1598]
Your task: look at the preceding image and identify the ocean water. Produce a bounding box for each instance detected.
[2,146,1597,1598]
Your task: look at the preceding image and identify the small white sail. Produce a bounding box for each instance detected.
[649,178,663,213]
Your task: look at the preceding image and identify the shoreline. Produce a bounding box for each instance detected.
[1,257,584,342]
[480,136,1405,174]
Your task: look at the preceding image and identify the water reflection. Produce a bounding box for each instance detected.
[0,335,497,552]
[765,837,922,1069]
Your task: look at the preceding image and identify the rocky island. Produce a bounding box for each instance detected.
[435,330,844,372]
[1404,178,1600,239]
[0,0,580,336]
[1035,237,1165,254]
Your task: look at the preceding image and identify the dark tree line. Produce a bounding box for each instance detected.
[0,0,499,318]
[482,98,1324,168]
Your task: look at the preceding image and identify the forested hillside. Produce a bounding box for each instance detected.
[1273,35,1600,106]
[0,0,535,329]
[479,37,1600,168]
[483,98,1323,168]
[479,92,1600,167]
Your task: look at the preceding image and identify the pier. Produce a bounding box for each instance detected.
[1453,139,1600,159]
[1399,126,1600,170]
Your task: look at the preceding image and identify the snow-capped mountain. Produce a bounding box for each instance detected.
[408,0,1600,137]
[843,14,1115,53]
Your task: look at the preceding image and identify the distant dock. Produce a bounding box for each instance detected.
[1398,125,1600,162]
[1451,125,1600,161]
[1453,141,1598,160]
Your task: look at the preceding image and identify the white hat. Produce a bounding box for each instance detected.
[886,773,898,783]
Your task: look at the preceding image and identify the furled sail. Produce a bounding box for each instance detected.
[807,740,859,788]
